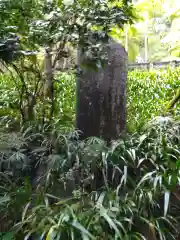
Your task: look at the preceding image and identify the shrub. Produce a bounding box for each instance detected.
[127,67,180,131]
[0,71,76,131]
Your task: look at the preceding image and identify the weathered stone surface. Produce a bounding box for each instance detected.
[76,41,128,141]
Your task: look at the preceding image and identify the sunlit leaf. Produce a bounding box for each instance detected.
[164,191,170,216]
[71,221,95,239]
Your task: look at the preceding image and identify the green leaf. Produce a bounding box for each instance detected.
[0,232,14,240]
[0,195,10,205]
[139,134,147,146]
[71,221,95,239]
[164,191,170,216]
[46,227,58,240]
[99,206,120,236]
[63,0,74,6]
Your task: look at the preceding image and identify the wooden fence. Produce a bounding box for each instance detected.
[128,60,180,70]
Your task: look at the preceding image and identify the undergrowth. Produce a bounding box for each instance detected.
[0,68,179,239]
[0,117,179,239]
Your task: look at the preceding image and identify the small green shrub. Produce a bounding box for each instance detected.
[53,72,76,128]
[0,71,76,130]
[127,67,180,131]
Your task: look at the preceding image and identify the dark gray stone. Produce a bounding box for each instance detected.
[76,41,128,141]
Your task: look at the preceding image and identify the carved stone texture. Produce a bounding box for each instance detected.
[76,41,128,142]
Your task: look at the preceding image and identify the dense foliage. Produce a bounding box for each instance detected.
[0,71,76,130]
[0,0,179,239]
[127,67,180,131]
[0,0,136,133]
[0,0,135,64]
[0,68,179,239]
[1,67,179,132]
[0,116,180,239]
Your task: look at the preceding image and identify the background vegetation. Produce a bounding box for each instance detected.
[115,0,180,62]
[1,68,179,132]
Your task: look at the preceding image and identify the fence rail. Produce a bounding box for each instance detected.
[1,58,180,72]
[128,60,180,70]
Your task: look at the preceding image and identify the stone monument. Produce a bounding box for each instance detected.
[76,40,128,142]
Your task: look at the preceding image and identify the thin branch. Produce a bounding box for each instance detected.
[52,41,66,69]
[11,63,29,97]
